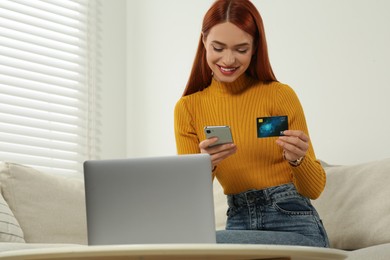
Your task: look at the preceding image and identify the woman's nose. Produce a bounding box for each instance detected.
[222,51,235,66]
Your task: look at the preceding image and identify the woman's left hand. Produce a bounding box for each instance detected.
[276,130,309,162]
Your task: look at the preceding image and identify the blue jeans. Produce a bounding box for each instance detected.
[216,183,329,247]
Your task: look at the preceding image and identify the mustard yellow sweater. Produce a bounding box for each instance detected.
[174,74,325,199]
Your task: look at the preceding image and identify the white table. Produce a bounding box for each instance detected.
[0,244,348,260]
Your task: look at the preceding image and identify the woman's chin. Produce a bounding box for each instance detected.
[214,72,243,83]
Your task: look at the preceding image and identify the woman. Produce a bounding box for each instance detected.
[174,0,329,247]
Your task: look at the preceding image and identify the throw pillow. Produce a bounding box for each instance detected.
[0,162,87,244]
[0,188,25,243]
[312,158,390,250]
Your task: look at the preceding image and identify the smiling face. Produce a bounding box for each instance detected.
[203,22,255,83]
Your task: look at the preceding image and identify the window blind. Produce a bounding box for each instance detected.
[0,0,96,175]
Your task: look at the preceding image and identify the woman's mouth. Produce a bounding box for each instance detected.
[217,65,238,75]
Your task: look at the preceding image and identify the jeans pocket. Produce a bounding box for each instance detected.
[273,197,313,216]
[226,206,240,218]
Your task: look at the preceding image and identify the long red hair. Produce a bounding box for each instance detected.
[182,0,277,96]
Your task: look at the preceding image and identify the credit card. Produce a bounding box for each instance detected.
[257,116,288,138]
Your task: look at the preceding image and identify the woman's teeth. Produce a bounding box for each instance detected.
[220,66,237,72]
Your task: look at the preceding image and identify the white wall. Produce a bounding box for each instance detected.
[259,0,390,165]
[126,0,214,157]
[99,0,127,159]
[122,0,390,165]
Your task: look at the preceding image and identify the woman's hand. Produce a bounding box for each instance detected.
[276,130,309,162]
[199,137,237,168]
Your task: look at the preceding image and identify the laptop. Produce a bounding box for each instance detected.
[83,153,216,245]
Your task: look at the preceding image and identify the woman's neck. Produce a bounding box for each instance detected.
[208,73,257,96]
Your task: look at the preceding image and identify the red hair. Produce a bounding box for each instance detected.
[183,0,277,96]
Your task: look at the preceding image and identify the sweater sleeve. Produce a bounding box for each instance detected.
[276,85,326,199]
[174,97,201,155]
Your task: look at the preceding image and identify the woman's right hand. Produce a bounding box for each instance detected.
[199,137,237,168]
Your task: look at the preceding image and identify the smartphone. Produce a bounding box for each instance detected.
[204,126,234,147]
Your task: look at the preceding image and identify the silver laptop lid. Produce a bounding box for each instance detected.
[84,153,216,245]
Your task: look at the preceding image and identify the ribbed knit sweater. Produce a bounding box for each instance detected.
[174,74,326,199]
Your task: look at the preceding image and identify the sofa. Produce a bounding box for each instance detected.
[0,158,390,259]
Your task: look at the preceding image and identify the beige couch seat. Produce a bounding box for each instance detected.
[1,158,390,259]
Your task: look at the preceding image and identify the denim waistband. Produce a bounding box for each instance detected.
[227,183,300,207]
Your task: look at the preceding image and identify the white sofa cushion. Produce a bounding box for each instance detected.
[0,162,87,244]
[0,191,25,243]
[312,158,390,250]
[213,180,227,230]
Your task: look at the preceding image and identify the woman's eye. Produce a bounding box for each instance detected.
[212,46,223,52]
[237,49,248,54]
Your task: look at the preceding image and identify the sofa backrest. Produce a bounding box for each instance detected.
[312,158,390,250]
